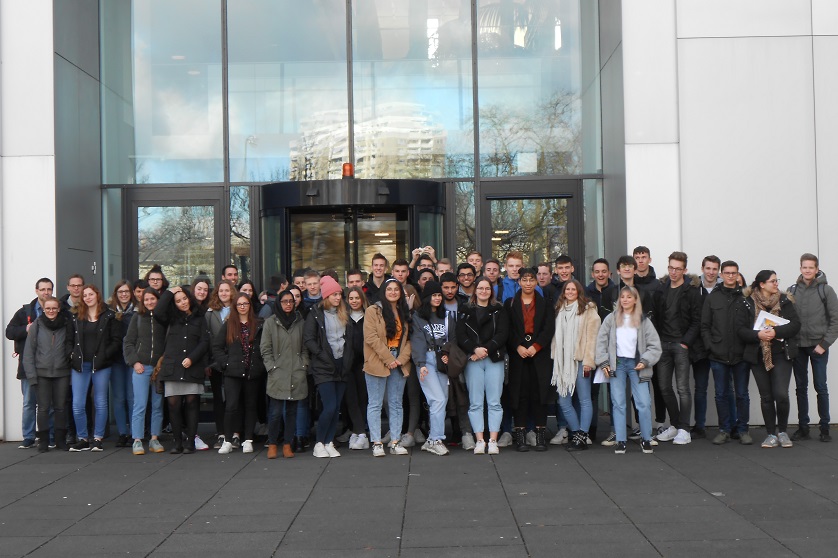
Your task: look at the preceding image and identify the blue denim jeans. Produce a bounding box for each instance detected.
[21,378,37,442]
[418,351,449,441]
[656,341,692,429]
[710,360,750,434]
[296,396,310,437]
[131,364,164,439]
[610,358,652,442]
[464,358,505,434]
[793,346,830,431]
[558,362,593,433]
[72,363,111,440]
[110,360,134,436]
[316,381,346,444]
[365,372,406,443]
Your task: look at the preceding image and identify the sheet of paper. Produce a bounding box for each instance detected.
[753,310,790,330]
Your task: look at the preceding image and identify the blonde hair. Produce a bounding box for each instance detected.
[322,292,348,325]
[614,286,642,328]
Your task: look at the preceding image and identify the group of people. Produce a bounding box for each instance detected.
[6,246,834,458]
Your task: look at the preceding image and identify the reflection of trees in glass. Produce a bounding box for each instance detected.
[230,186,251,280]
[480,90,580,177]
[138,206,214,286]
[455,183,476,263]
[478,0,565,55]
[490,198,568,266]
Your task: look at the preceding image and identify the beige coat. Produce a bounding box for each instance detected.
[363,303,412,378]
[552,301,600,369]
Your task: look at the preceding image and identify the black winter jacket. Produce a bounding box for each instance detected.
[739,292,801,365]
[155,290,209,384]
[303,304,355,384]
[456,303,509,363]
[652,275,703,361]
[123,312,166,366]
[504,292,556,405]
[70,310,123,372]
[5,298,40,379]
[211,322,266,380]
[700,285,750,365]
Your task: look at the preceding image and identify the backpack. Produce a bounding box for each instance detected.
[787,282,829,323]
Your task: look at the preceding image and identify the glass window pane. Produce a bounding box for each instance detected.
[230,186,251,281]
[352,0,475,179]
[454,182,476,264]
[138,205,215,285]
[477,0,593,177]
[583,178,604,272]
[489,198,568,267]
[228,0,348,182]
[103,0,224,184]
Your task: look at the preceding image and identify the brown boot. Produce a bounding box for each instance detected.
[282,443,295,458]
[267,444,278,459]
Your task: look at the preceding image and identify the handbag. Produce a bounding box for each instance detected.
[151,355,165,394]
[441,341,467,380]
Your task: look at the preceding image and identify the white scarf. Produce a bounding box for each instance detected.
[553,301,580,397]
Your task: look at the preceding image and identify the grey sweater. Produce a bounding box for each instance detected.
[595,313,661,380]
[22,319,73,383]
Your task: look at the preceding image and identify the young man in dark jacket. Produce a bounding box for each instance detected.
[700,260,753,445]
[5,277,55,448]
[585,258,617,322]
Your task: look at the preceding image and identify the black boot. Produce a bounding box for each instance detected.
[513,428,529,452]
[293,436,304,453]
[534,427,548,452]
[55,429,68,452]
[37,431,49,453]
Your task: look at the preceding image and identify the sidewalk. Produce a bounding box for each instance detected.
[1,429,836,557]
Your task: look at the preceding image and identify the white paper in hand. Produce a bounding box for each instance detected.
[594,367,610,384]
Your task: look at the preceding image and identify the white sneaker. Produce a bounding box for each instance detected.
[414,429,427,444]
[325,442,341,457]
[372,442,386,457]
[473,440,486,455]
[351,434,370,450]
[400,432,416,448]
[242,440,254,453]
[601,432,617,446]
[497,432,513,447]
[426,440,449,456]
[348,433,359,447]
[312,442,329,458]
[461,432,476,451]
[420,439,433,453]
[381,433,391,445]
[550,427,568,445]
[525,430,537,446]
[655,425,678,442]
[389,441,408,455]
[218,441,233,454]
[673,429,691,445]
[487,439,499,455]
[194,436,209,451]
[336,430,352,443]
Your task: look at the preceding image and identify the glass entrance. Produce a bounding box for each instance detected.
[289,208,409,281]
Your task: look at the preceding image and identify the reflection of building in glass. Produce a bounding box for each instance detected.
[289,103,447,180]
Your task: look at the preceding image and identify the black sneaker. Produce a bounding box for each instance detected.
[69,439,90,452]
[791,428,810,441]
[90,439,104,452]
[820,430,832,443]
[116,434,130,448]
[690,426,706,439]
[18,439,35,449]
[641,440,654,454]
[614,441,627,454]
[213,435,226,449]
[730,431,741,440]
[628,428,641,440]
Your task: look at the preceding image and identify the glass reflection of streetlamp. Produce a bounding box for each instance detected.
[241,135,258,181]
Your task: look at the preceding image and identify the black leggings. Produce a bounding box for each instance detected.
[209,368,225,434]
[37,376,70,434]
[167,394,199,448]
[224,376,260,441]
[752,358,792,435]
[343,359,368,433]
[513,359,547,428]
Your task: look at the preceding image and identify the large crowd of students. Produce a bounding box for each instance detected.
[6,246,835,457]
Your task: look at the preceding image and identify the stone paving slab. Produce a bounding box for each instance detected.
[1,426,837,557]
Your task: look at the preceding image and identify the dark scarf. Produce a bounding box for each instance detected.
[274,289,298,329]
[40,311,67,331]
[751,288,781,371]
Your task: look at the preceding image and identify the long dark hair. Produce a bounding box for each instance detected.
[136,287,160,316]
[108,279,136,313]
[381,278,410,340]
[226,293,259,345]
[77,285,108,321]
[416,293,444,321]
[172,288,200,316]
[557,279,591,315]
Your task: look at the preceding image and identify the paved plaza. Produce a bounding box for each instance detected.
[1,425,837,557]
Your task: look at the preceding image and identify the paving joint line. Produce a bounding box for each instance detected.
[270,452,331,557]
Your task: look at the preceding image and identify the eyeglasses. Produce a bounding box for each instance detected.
[44,307,60,312]
[117,289,131,294]
[667,266,685,272]
[148,278,163,283]
[475,287,492,291]
[766,279,780,284]
[721,271,739,276]
[236,302,250,307]
[280,299,295,305]
[68,283,83,288]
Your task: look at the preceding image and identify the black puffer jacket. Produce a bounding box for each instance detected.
[456,303,509,362]
[123,311,166,366]
[70,309,123,371]
[700,285,750,365]
[303,304,355,384]
[739,291,801,364]
[211,322,266,380]
[155,290,209,384]
[652,275,703,360]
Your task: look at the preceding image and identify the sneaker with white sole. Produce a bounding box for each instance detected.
[487,439,499,455]
[761,434,779,448]
[601,432,617,447]
[194,436,209,451]
[325,442,341,457]
[400,432,415,448]
[218,441,233,454]
[614,441,627,454]
[525,430,537,446]
[655,425,678,442]
[550,427,568,445]
[420,439,433,453]
[673,429,691,445]
[372,443,385,457]
[461,432,476,451]
[312,442,329,458]
[335,430,352,443]
[497,432,513,447]
[242,440,254,454]
[629,427,642,440]
[390,441,408,455]
[414,429,426,444]
[213,435,226,449]
[426,440,449,456]
[777,432,793,448]
[641,440,654,454]
[348,433,359,447]
[352,434,370,450]
[149,439,165,453]
[132,440,145,455]
[473,440,486,455]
